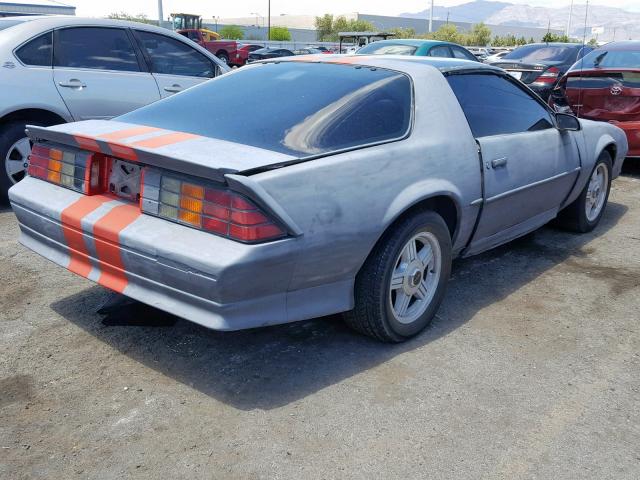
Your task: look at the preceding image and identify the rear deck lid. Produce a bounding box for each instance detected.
[26,120,297,182]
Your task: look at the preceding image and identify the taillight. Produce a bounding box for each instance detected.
[28,143,107,195]
[534,66,560,84]
[141,169,286,243]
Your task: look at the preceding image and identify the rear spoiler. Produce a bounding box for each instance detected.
[26,121,303,237]
[25,120,297,184]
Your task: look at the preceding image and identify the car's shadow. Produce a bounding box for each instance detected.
[0,197,11,212]
[622,159,640,178]
[51,202,628,410]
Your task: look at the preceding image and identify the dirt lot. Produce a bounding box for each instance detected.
[1,165,639,480]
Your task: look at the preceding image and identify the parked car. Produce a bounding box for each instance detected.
[549,41,640,158]
[467,47,490,61]
[248,47,295,62]
[9,56,627,342]
[305,45,333,54]
[236,43,264,65]
[177,30,256,67]
[484,50,510,63]
[293,48,323,55]
[0,15,228,199]
[356,39,479,62]
[490,42,593,101]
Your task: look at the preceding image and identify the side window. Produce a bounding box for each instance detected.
[54,27,140,72]
[451,46,476,61]
[447,73,554,137]
[135,31,215,78]
[429,45,451,58]
[15,31,52,66]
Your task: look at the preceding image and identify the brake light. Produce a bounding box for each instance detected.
[28,143,107,195]
[141,169,286,243]
[535,66,560,84]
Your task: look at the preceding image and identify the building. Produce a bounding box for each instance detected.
[212,12,562,43]
[0,0,75,17]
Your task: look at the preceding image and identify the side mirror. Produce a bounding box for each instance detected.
[556,112,581,131]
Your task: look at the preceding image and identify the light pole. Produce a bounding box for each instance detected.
[157,0,164,28]
[267,0,271,41]
[429,0,434,33]
[566,0,574,37]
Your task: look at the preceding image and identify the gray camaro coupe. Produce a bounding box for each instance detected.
[9,56,628,342]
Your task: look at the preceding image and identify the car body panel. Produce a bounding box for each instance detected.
[9,55,628,331]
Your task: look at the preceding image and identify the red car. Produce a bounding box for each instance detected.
[550,41,640,157]
[178,29,261,67]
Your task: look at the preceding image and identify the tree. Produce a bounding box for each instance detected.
[219,25,244,40]
[314,14,375,41]
[432,24,460,43]
[315,14,334,41]
[389,27,416,39]
[107,12,155,24]
[269,26,291,41]
[469,22,492,46]
[588,38,599,46]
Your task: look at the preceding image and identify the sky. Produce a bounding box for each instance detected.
[69,0,640,19]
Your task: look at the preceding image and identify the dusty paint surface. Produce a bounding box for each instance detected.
[1,166,639,479]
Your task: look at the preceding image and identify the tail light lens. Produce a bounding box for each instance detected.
[141,169,286,243]
[535,66,560,84]
[28,143,107,195]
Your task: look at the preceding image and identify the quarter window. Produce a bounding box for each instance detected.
[54,27,140,72]
[135,31,215,78]
[15,31,52,66]
[451,46,476,61]
[447,73,554,137]
[429,46,451,58]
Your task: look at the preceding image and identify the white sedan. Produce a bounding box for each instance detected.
[0,15,228,199]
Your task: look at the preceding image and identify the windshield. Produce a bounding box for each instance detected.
[118,62,412,157]
[357,43,418,56]
[503,45,574,62]
[572,48,640,70]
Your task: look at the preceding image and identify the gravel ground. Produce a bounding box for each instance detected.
[1,165,639,480]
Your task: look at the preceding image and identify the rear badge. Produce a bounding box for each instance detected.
[610,85,623,96]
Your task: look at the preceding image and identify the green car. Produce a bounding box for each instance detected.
[357,39,479,62]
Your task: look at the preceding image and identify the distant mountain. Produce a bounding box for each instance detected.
[400,0,640,42]
[400,0,511,24]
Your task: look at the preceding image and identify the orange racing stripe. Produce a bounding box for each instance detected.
[92,203,141,293]
[60,195,113,277]
[98,126,161,141]
[131,132,199,149]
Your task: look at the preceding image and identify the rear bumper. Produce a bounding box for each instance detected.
[609,121,640,157]
[9,177,352,330]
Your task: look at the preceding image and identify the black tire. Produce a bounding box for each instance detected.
[344,211,452,343]
[557,151,613,233]
[216,52,229,65]
[0,121,37,200]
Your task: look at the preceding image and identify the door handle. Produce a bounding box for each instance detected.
[491,157,508,169]
[58,79,86,89]
[163,84,183,93]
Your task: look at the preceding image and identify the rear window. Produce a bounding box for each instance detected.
[503,45,575,62]
[572,48,640,70]
[118,62,413,157]
[357,43,418,56]
[0,19,25,31]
